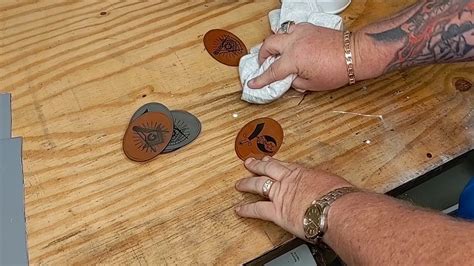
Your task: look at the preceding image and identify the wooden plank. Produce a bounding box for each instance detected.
[1,0,472,264]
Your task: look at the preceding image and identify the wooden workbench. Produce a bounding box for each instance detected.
[1,0,473,264]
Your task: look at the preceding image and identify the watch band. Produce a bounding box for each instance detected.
[305,186,360,242]
[312,186,360,207]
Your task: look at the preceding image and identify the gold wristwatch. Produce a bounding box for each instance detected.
[303,186,360,243]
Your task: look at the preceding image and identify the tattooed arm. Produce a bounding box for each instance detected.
[248,0,473,91]
[356,0,474,79]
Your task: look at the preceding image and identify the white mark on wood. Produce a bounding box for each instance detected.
[364,140,371,144]
[232,113,238,118]
[439,155,452,163]
[332,110,384,121]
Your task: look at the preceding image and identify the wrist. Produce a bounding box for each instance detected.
[301,183,359,243]
[322,190,370,245]
[352,30,386,81]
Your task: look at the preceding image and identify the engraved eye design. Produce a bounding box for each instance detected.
[213,35,243,56]
[132,122,168,153]
[168,119,190,146]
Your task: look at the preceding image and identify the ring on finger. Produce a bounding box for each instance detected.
[262,179,275,199]
[278,21,295,34]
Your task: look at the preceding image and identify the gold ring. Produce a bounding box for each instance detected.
[262,179,274,198]
[279,21,295,34]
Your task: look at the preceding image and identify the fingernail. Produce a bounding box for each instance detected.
[245,158,255,165]
[235,180,241,188]
[235,206,241,212]
[248,79,256,87]
[262,156,271,161]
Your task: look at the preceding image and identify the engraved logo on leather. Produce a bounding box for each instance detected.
[213,35,244,56]
[168,119,190,147]
[132,123,168,153]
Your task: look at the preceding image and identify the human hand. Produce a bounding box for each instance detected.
[248,23,380,92]
[234,156,353,239]
[247,23,348,91]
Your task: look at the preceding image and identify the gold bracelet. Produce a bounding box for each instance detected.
[343,31,356,85]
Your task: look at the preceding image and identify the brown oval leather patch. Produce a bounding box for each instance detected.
[203,29,247,66]
[123,112,173,162]
[235,118,284,161]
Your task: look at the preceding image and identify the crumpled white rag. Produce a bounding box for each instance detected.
[239,0,347,104]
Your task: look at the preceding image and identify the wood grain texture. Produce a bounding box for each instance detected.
[1,0,473,264]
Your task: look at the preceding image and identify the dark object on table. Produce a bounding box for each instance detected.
[235,117,284,160]
[162,110,201,153]
[203,29,248,66]
[123,111,173,162]
[131,102,173,122]
[123,103,202,162]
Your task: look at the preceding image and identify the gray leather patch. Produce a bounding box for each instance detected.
[163,110,201,153]
[131,102,172,122]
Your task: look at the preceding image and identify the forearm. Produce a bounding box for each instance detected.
[324,191,474,265]
[354,0,474,80]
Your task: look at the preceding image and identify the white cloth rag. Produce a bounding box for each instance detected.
[239,0,347,104]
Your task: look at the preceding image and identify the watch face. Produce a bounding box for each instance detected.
[303,204,323,238]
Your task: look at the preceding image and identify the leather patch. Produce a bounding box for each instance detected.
[235,118,284,160]
[203,29,247,66]
[123,112,173,162]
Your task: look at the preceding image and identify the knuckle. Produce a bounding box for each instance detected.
[268,65,276,81]
[288,167,303,180]
[253,178,262,192]
[249,161,260,171]
[266,34,277,44]
[269,181,280,200]
[265,161,278,175]
[252,204,261,217]
[264,161,274,173]
[248,159,259,168]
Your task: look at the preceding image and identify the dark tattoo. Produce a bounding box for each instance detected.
[367,0,474,72]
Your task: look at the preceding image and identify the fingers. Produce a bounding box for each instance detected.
[257,34,287,64]
[235,201,275,221]
[244,157,292,181]
[235,176,280,200]
[248,57,294,89]
[262,156,299,171]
